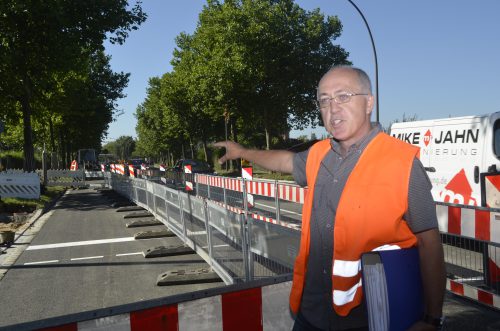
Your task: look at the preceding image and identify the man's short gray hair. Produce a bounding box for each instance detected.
[317,65,372,97]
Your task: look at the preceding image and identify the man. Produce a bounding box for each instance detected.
[214,66,445,330]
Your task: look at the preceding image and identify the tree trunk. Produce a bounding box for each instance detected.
[265,126,270,150]
[49,116,56,152]
[202,139,208,162]
[230,118,240,172]
[189,138,194,159]
[20,93,35,172]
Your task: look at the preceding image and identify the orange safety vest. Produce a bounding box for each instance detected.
[289,133,419,316]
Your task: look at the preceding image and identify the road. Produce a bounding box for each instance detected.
[0,183,499,330]
[0,188,223,328]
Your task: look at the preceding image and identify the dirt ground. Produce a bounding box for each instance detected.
[0,212,30,233]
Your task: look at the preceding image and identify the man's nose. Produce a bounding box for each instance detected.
[328,100,341,113]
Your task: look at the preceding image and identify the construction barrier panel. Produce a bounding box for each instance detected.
[0,171,40,199]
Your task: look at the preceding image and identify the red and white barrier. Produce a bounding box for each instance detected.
[39,281,293,331]
[242,167,254,208]
[115,164,126,176]
[196,175,307,205]
[447,279,500,310]
[160,164,166,172]
[110,164,116,173]
[196,175,242,192]
[436,204,500,243]
[129,165,136,178]
[245,181,275,197]
[242,167,253,180]
[70,160,78,171]
[185,165,193,191]
[278,184,307,204]
[100,164,105,172]
[437,203,500,283]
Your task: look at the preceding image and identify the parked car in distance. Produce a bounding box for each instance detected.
[172,159,214,174]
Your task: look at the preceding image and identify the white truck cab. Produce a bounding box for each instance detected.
[390,112,500,207]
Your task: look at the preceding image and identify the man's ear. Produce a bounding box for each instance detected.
[366,95,375,115]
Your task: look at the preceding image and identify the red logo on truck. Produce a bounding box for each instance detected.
[439,168,477,206]
[423,129,432,147]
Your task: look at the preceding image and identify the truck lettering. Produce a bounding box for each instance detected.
[434,129,479,144]
[392,132,420,145]
[422,148,477,156]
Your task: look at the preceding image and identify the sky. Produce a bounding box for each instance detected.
[104,0,500,142]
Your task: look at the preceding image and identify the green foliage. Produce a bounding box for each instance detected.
[384,113,419,133]
[114,136,136,160]
[0,1,146,170]
[137,0,349,161]
[0,186,66,213]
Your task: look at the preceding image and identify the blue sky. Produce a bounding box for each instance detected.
[104,0,500,141]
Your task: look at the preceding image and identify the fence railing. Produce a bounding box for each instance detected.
[4,170,499,330]
[158,171,500,311]
[106,173,300,284]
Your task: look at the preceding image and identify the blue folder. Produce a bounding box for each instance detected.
[362,247,424,331]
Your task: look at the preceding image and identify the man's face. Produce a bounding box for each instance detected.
[317,68,374,148]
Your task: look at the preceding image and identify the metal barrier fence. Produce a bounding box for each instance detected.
[105,171,500,311]
[193,173,500,311]
[106,172,300,284]
[46,169,86,187]
[435,202,500,298]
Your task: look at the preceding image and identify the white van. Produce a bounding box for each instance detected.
[390,112,500,207]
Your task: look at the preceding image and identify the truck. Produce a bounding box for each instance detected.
[390,112,500,208]
[391,112,500,289]
[77,149,99,171]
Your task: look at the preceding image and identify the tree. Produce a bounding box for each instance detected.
[172,0,349,149]
[114,136,136,161]
[384,113,419,133]
[0,1,146,171]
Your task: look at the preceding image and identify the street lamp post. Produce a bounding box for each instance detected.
[347,0,379,123]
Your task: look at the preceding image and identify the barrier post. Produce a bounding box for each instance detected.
[275,180,280,223]
[484,242,491,288]
[206,174,211,200]
[203,200,214,263]
[223,177,228,209]
[239,213,251,282]
[178,191,187,242]
[241,177,254,281]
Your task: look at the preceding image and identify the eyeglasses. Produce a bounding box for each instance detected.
[316,92,369,109]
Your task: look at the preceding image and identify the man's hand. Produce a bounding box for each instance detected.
[213,140,295,173]
[213,141,245,164]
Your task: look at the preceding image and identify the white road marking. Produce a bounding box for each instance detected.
[24,260,59,265]
[71,256,104,261]
[26,237,136,251]
[116,252,143,257]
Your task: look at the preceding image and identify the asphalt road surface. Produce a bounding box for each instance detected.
[0,188,223,328]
